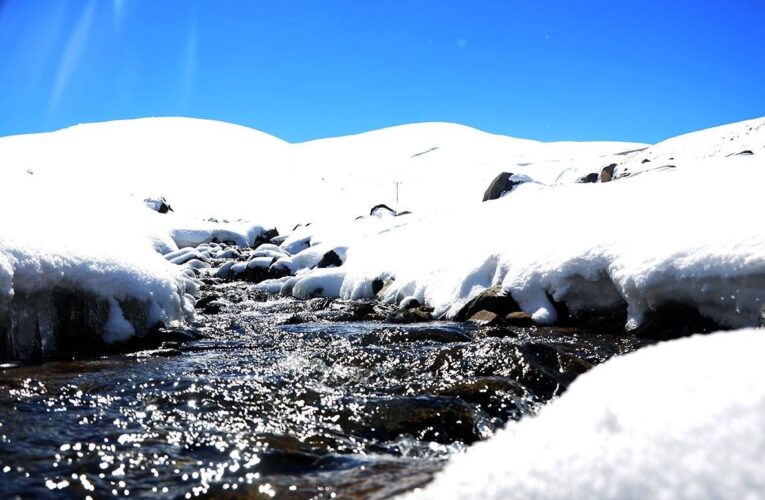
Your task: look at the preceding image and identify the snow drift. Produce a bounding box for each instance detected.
[407,328,765,499]
[0,170,196,358]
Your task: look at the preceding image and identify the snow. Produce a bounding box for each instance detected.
[0,117,643,230]
[408,328,765,500]
[0,115,764,352]
[0,171,195,351]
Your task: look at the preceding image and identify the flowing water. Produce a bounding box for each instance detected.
[0,281,647,498]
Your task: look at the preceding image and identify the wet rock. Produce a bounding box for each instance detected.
[505,311,534,327]
[359,396,481,444]
[468,310,500,326]
[454,285,520,322]
[632,302,722,340]
[436,376,531,420]
[482,172,532,201]
[317,249,343,268]
[577,173,599,184]
[400,296,420,309]
[387,307,433,324]
[600,163,617,182]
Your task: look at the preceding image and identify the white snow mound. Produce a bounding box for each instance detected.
[408,328,765,500]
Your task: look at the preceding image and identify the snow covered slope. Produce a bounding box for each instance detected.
[408,328,765,500]
[0,117,643,229]
[1,116,764,353]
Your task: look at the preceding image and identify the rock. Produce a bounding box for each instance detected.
[387,307,433,324]
[397,210,412,216]
[255,228,279,246]
[468,310,500,326]
[482,172,533,201]
[194,295,220,310]
[505,311,534,327]
[577,173,599,184]
[454,285,520,322]
[375,278,396,299]
[143,197,173,214]
[270,235,288,246]
[317,249,343,268]
[599,164,617,183]
[370,204,397,217]
[632,302,722,340]
[400,296,420,309]
[641,158,651,164]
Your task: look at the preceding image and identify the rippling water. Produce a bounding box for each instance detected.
[0,282,647,498]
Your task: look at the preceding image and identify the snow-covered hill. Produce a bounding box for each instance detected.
[1,116,764,355]
[0,117,644,228]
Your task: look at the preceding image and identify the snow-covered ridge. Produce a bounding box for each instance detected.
[1,116,764,357]
[0,117,646,228]
[407,328,765,499]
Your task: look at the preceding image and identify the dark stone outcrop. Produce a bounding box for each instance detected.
[482,172,529,201]
[599,164,617,183]
[387,307,433,324]
[317,250,343,268]
[632,302,722,340]
[370,204,397,217]
[577,173,599,184]
[454,285,521,322]
[143,197,173,214]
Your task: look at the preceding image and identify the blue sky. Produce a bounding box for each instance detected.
[0,0,764,143]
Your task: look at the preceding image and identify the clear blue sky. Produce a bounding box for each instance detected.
[1,0,764,143]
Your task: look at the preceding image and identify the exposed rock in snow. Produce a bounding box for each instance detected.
[143,196,173,214]
[408,329,765,500]
[482,172,536,201]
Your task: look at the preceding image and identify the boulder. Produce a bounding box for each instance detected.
[599,164,617,183]
[632,302,722,340]
[375,278,396,299]
[370,204,397,217]
[317,250,343,268]
[400,296,421,309]
[143,197,173,214]
[468,310,500,326]
[577,173,599,184]
[454,285,520,322]
[505,311,534,327]
[482,172,533,201]
[387,307,433,324]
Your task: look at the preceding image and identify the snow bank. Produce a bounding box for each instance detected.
[0,170,195,357]
[272,152,765,330]
[407,328,765,499]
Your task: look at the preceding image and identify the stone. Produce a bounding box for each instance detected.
[454,285,520,322]
[317,249,343,268]
[370,204,397,217]
[505,311,534,327]
[577,173,599,184]
[387,307,433,324]
[400,296,421,309]
[375,278,396,299]
[482,172,532,201]
[599,163,617,183]
[632,302,722,340]
[468,310,500,326]
[143,197,173,214]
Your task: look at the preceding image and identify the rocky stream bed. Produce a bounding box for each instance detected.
[0,275,654,499]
